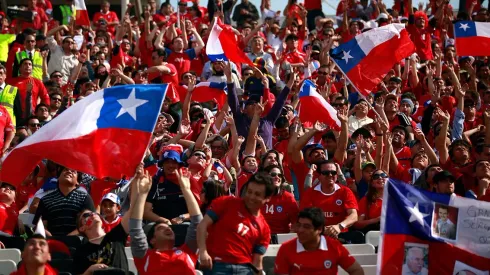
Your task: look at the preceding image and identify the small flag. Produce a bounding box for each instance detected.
[454,21,490,57]
[74,0,90,26]
[298,80,341,130]
[191,82,227,108]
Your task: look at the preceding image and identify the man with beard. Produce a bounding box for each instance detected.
[289,110,348,199]
[433,171,456,195]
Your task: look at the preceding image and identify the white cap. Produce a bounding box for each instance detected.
[101,193,121,205]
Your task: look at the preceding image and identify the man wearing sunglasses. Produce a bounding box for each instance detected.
[300,160,358,239]
[45,25,79,85]
[12,34,43,80]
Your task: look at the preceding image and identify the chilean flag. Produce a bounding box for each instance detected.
[454,21,490,57]
[298,80,341,130]
[206,18,254,66]
[0,85,167,186]
[378,179,490,274]
[191,82,227,108]
[330,24,415,96]
[74,0,90,26]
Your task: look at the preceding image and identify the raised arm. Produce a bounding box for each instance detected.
[264,72,294,123]
[177,169,203,252]
[244,99,266,156]
[435,108,450,164]
[334,109,349,163]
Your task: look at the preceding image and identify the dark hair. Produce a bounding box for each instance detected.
[392,125,409,141]
[153,48,167,60]
[19,58,32,67]
[424,164,441,180]
[285,34,299,42]
[275,116,290,129]
[76,209,95,233]
[315,159,337,173]
[263,164,286,190]
[200,180,225,212]
[366,169,386,214]
[298,207,325,233]
[0,64,6,74]
[243,172,275,198]
[35,103,49,113]
[449,139,472,159]
[56,165,81,183]
[258,149,281,170]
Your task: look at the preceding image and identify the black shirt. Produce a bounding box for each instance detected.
[34,186,95,236]
[146,169,188,220]
[73,223,128,274]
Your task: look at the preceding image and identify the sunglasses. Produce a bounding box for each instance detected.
[51,97,62,102]
[26,40,36,43]
[320,170,337,176]
[52,75,62,78]
[317,71,328,75]
[372,173,388,180]
[29,123,41,127]
[270,172,283,178]
[193,152,206,159]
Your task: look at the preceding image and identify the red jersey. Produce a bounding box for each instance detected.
[274,236,356,275]
[299,184,358,229]
[406,23,433,61]
[358,197,382,220]
[395,146,412,169]
[391,163,413,184]
[0,105,14,148]
[206,196,271,264]
[7,77,50,116]
[261,191,299,234]
[111,45,134,68]
[102,216,122,233]
[236,169,254,197]
[92,11,119,34]
[11,264,57,275]
[16,180,39,211]
[289,161,319,199]
[304,0,322,10]
[165,49,197,80]
[148,63,180,103]
[0,202,18,235]
[12,8,48,31]
[134,244,197,275]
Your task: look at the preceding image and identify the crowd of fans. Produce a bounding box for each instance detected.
[0,0,489,274]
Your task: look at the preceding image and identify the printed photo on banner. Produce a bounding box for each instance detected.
[453,260,490,275]
[402,243,429,275]
[432,203,458,241]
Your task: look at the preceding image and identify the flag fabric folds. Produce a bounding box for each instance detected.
[191,82,227,108]
[298,79,341,130]
[206,18,254,66]
[0,84,167,186]
[330,24,415,96]
[74,0,90,26]
[454,21,490,57]
[378,179,490,275]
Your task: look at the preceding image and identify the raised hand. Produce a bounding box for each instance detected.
[179,119,192,136]
[176,167,191,190]
[223,62,232,82]
[134,163,152,195]
[314,121,327,132]
[413,127,425,141]
[237,136,245,145]
[336,109,348,123]
[224,112,235,126]
[254,97,268,116]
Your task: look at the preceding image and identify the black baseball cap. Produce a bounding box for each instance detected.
[432,170,455,184]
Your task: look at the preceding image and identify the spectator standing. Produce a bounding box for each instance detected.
[232,0,260,28]
[45,26,79,85]
[52,0,74,26]
[12,0,48,34]
[130,164,203,274]
[12,34,43,80]
[274,207,364,275]
[197,172,274,274]
[92,1,120,35]
[34,166,95,236]
[0,65,18,126]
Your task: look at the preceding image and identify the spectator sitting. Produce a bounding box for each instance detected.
[33,166,95,236]
[35,103,51,126]
[354,169,387,233]
[0,182,19,236]
[100,193,122,233]
[11,230,56,275]
[130,164,203,274]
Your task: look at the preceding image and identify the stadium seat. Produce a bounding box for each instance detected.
[365,231,380,247]
[363,265,377,275]
[338,231,365,244]
[0,260,17,275]
[0,236,25,250]
[345,244,376,255]
[49,259,73,274]
[276,233,296,244]
[264,244,281,257]
[128,258,137,274]
[0,248,21,264]
[125,247,133,258]
[353,254,377,265]
[18,213,35,227]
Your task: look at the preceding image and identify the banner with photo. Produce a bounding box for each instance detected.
[378,179,490,275]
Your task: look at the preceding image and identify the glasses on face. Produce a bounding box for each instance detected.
[0,185,15,191]
[270,172,283,178]
[372,173,388,180]
[193,152,206,159]
[52,74,62,78]
[317,71,328,75]
[26,40,36,43]
[51,97,62,102]
[320,170,337,176]
[243,72,253,77]
[29,123,41,128]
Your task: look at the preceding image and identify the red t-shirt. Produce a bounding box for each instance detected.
[299,184,358,229]
[0,202,18,235]
[134,244,197,275]
[16,180,39,211]
[93,11,119,34]
[102,216,122,233]
[111,45,134,69]
[406,23,434,61]
[165,49,197,80]
[7,77,50,116]
[148,63,180,103]
[289,161,319,199]
[261,191,299,234]
[206,196,271,264]
[395,146,412,169]
[358,197,382,220]
[391,162,413,184]
[236,169,254,197]
[12,8,48,31]
[0,105,14,148]
[274,236,356,275]
[304,0,322,10]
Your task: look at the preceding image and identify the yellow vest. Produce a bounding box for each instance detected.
[0,85,18,126]
[60,5,74,26]
[16,51,43,80]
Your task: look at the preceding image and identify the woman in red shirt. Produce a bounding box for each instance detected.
[353,169,386,233]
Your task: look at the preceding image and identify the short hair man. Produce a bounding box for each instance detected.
[274,207,364,275]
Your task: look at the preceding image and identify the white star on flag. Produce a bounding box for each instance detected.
[116,88,148,120]
[406,202,429,226]
[459,23,470,31]
[342,50,354,64]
